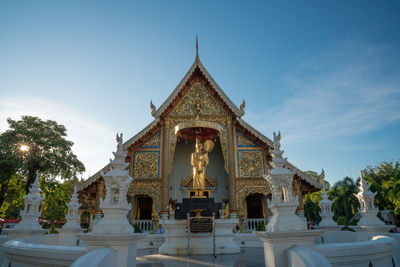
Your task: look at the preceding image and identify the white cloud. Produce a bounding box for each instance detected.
[0,96,116,178]
[247,39,400,146]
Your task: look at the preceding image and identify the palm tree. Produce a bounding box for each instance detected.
[329,177,359,223]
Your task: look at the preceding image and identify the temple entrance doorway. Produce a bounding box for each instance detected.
[134,196,153,220]
[245,193,265,219]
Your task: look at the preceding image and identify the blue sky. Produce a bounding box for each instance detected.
[0,1,399,185]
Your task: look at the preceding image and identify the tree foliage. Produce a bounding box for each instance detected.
[329,177,359,224]
[0,116,85,196]
[0,116,84,220]
[0,174,26,219]
[40,179,74,222]
[304,192,321,223]
[364,160,400,215]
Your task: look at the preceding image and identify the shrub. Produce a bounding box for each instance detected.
[256,222,266,231]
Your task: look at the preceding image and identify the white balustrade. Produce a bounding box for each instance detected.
[243,218,268,232]
[132,220,153,232]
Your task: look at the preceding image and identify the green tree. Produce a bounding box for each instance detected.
[329,177,359,223]
[0,174,26,219]
[40,179,74,222]
[0,116,85,199]
[364,160,400,215]
[304,192,322,223]
[0,150,20,212]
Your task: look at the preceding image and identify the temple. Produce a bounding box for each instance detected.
[77,38,322,231]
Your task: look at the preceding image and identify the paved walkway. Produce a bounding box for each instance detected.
[137,248,265,267]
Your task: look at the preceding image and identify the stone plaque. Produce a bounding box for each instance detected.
[189,217,214,233]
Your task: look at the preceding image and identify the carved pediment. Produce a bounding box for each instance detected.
[181,173,216,188]
[170,80,228,118]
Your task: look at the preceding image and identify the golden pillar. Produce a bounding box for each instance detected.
[227,119,237,217]
[160,121,171,218]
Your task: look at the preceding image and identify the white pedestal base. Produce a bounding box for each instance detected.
[159,219,240,255]
[267,202,307,232]
[79,233,144,267]
[352,225,393,241]
[256,230,324,267]
[5,228,47,244]
[92,207,132,234]
[358,211,386,226]
[58,228,82,246]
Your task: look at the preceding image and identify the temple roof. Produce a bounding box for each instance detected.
[77,48,322,192]
[153,56,245,118]
[123,118,160,150]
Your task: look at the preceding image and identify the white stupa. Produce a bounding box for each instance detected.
[63,185,81,230]
[264,132,307,232]
[355,171,384,226]
[92,133,134,234]
[14,174,43,231]
[57,184,82,246]
[318,170,337,227]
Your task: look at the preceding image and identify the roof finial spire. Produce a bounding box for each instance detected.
[196,35,199,60]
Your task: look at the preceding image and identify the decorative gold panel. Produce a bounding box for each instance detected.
[168,128,177,174]
[139,131,160,149]
[128,180,161,209]
[219,127,228,172]
[236,130,257,147]
[237,150,265,177]
[170,80,227,117]
[133,151,160,178]
[237,185,271,217]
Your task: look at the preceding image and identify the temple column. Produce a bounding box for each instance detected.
[160,121,171,219]
[227,119,237,218]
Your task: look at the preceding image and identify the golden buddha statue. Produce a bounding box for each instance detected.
[191,138,214,197]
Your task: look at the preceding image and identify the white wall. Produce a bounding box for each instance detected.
[314,235,397,267]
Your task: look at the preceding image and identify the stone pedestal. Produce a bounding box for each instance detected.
[174,198,222,219]
[267,201,307,232]
[159,218,240,255]
[315,225,343,231]
[295,211,307,223]
[256,230,324,267]
[92,207,132,234]
[79,234,142,267]
[58,228,82,246]
[5,228,47,243]
[352,225,393,241]
[358,211,386,227]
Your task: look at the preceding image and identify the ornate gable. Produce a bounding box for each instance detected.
[138,130,161,149]
[169,79,228,118]
[236,129,258,148]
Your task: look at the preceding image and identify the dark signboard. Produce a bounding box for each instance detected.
[189,217,214,233]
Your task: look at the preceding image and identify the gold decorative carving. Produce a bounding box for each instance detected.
[168,128,177,174]
[128,181,161,209]
[165,116,229,128]
[237,132,257,147]
[170,80,227,117]
[181,173,216,187]
[134,152,160,178]
[237,150,265,177]
[237,185,271,217]
[219,127,228,171]
[140,131,160,148]
[235,178,269,193]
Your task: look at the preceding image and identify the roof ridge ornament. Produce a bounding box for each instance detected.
[239,100,245,117]
[150,100,157,118]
